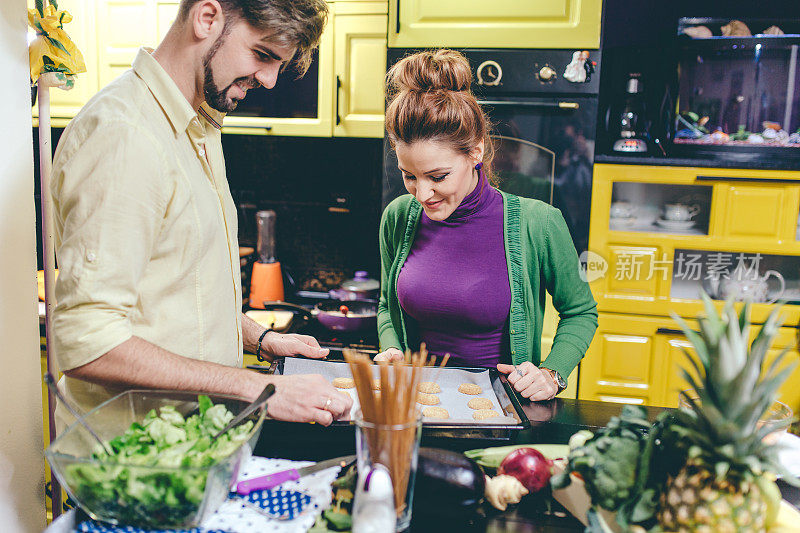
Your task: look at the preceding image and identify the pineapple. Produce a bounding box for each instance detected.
[657,295,796,532]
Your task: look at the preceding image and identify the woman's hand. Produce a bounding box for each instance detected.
[373,347,404,362]
[497,362,559,401]
[263,332,329,359]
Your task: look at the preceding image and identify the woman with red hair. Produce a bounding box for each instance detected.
[375,50,598,401]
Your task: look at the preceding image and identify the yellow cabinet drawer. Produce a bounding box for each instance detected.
[602,245,667,302]
[716,184,797,241]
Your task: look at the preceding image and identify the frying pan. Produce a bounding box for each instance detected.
[262,300,377,333]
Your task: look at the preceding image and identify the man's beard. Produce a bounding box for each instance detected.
[201,34,258,113]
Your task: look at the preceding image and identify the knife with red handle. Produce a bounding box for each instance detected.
[235,454,356,495]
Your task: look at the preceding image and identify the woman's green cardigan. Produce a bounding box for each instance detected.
[377,191,598,381]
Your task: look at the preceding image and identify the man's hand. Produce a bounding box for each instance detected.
[373,347,404,362]
[496,362,559,401]
[265,374,353,426]
[264,332,329,359]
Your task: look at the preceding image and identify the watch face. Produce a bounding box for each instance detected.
[553,371,567,390]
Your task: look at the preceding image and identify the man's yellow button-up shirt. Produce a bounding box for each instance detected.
[51,48,242,418]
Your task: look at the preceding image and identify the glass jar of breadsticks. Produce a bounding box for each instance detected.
[345,348,444,531]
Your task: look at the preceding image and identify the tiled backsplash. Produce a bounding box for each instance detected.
[223,135,384,292]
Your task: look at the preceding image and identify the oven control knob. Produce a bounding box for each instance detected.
[476,60,502,86]
[537,65,556,82]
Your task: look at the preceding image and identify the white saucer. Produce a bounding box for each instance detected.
[656,218,696,230]
[609,217,636,229]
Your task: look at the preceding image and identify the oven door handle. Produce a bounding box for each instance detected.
[477,100,580,110]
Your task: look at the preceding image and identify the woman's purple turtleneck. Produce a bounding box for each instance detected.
[397,172,511,367]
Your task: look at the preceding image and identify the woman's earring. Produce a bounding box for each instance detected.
[474,162,483,171]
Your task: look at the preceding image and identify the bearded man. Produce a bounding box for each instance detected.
[50,0,351,429]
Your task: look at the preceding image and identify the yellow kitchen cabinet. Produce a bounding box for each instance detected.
[332,3,387,138]
[388,0,602,49]
[97,1,179,87]
[30,0,99,127]
[96,0,160,89]
[588,164,800,325]
[579,313,701,407]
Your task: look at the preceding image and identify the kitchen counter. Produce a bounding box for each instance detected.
[45,398,799,532]
[255,397,800,532]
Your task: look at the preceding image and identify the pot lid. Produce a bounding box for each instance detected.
[341,271,379,292]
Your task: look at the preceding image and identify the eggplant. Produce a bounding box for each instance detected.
[413,447,486,515]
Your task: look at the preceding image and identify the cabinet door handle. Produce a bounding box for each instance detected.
[696,175,800,184]
[656,328,686,336]
[477,100,580,110]
[222,125,272,132]
[395,0,401,33]
[335,75,342,126]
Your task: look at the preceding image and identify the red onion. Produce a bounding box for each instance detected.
[497,447,553,493]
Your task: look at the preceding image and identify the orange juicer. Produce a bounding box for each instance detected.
[249,210,284,308]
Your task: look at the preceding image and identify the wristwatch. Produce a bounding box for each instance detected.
[541,367,567,393]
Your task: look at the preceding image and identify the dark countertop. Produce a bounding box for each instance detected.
[45,397,798,532]
[594,153,800,171]
[254,397,799,532]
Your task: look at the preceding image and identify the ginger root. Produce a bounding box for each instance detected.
[485,475,529,511]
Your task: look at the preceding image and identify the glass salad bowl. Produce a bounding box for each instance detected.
[45,390,267,529]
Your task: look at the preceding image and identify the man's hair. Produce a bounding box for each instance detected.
[179,0,328,75]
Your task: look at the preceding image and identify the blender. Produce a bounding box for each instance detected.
[249,210,284,308]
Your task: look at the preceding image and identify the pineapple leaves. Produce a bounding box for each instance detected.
[671,312,710,369]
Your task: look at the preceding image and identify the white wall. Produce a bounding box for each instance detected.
[0,0,47,531]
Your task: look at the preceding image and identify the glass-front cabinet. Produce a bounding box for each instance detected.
[582,163,800,409]
[588,163,800,324]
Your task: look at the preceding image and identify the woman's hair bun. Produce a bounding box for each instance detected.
[387,49,472,94]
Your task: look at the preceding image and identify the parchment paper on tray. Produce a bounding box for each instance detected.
[281,358,516,424]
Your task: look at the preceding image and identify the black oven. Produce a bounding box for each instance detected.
[382,49,601,254]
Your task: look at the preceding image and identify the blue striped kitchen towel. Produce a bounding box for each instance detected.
[75,488,313,532]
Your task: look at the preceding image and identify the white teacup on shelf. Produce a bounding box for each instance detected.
[663,203,700,221]
[610,201,636,220]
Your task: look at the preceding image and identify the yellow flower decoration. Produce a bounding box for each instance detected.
[28,3,86,89]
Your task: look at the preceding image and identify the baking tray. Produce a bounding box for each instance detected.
[251,357,529,440]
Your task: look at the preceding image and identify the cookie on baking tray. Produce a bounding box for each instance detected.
[467,397,493,410]
[422,406,449,419]
[417,381,441,394]
[472,409,500,420]
[332,377,355,389]
[458,383,482,395]
[416,393,441,405]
